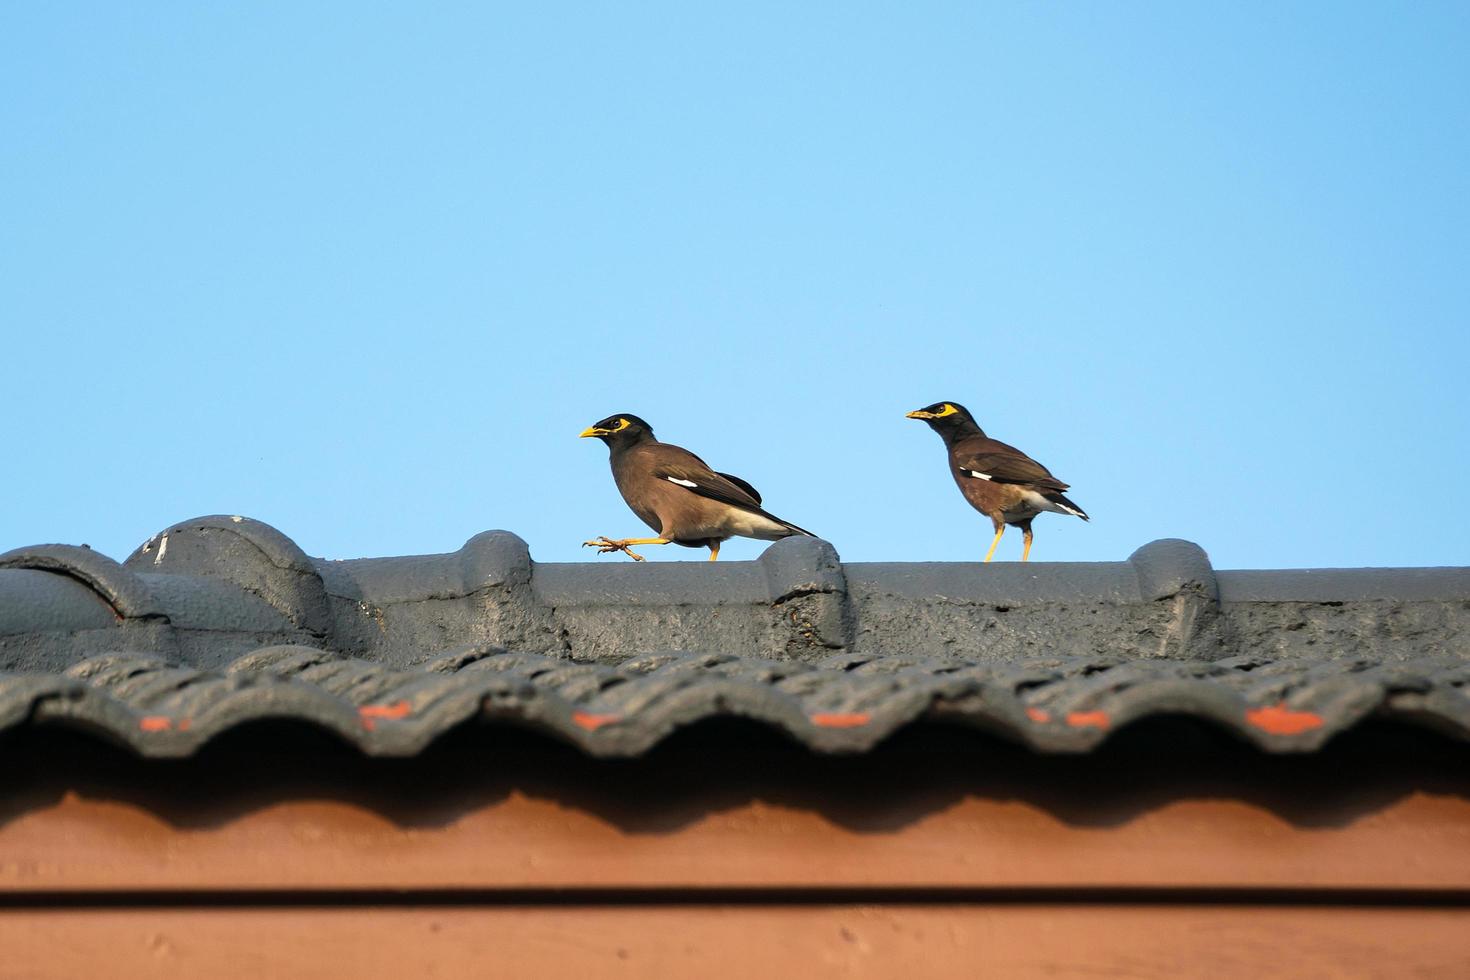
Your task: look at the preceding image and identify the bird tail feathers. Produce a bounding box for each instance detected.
[1044,492,1089,521]
[773,515,816,538]
[755,506,814,538]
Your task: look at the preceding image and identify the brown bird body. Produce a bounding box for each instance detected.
[907,401,1088,562]
[581,414,812,560]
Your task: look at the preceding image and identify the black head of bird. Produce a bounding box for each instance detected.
[905,401,982,442]
[579,414,656,449]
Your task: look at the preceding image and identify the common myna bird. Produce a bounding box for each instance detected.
[906,401,1088,562]
[579,414,814,561]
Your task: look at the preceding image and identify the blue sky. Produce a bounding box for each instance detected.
[3,2,1467,569]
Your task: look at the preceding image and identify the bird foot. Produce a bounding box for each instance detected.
[582,537,646,561]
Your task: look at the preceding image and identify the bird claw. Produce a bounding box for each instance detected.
[582,537,646,561]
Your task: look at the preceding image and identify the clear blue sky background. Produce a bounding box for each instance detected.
[4,3,1467,569]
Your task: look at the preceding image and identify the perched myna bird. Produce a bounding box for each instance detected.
[906,401,1088,562]
[579,414,814,561]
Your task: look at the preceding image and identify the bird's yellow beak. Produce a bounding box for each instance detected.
[581,417,631,438]
[907,403,957,420]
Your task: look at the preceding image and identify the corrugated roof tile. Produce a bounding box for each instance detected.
[0,515,1465,759]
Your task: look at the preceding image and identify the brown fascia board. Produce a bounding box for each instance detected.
[0,514,1465,759]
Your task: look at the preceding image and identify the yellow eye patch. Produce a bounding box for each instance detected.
[580,417,634,438]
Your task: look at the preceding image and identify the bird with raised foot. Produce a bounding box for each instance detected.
[905,401,1088,562]
[579,414,814,561]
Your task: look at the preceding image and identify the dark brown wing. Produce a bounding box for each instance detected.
[649,447,766,513]
[714,471,762,505]
[650,445,813,537]
[953,447,1070,492]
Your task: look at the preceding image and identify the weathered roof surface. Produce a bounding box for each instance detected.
[0,515,1466,757]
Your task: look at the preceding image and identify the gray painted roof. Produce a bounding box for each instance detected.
[1,515,1466,757]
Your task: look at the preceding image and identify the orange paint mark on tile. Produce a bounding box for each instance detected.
[1246,703,1325,735]
[572,711,620,731]
[1065,710,1111,730]
[810,713,871,729]
[177,718,192,732]
[1025,707,1052,724]
[139,716,172,732]
[359,701,412,720]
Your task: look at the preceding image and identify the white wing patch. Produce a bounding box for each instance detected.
[665,476,699,488]
[962,469,993,481]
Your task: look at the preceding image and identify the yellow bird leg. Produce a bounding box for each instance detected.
[1021,527,1033,562]
[708,543,720,561]
[582,536,671,561]
[983,526,1005,563]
